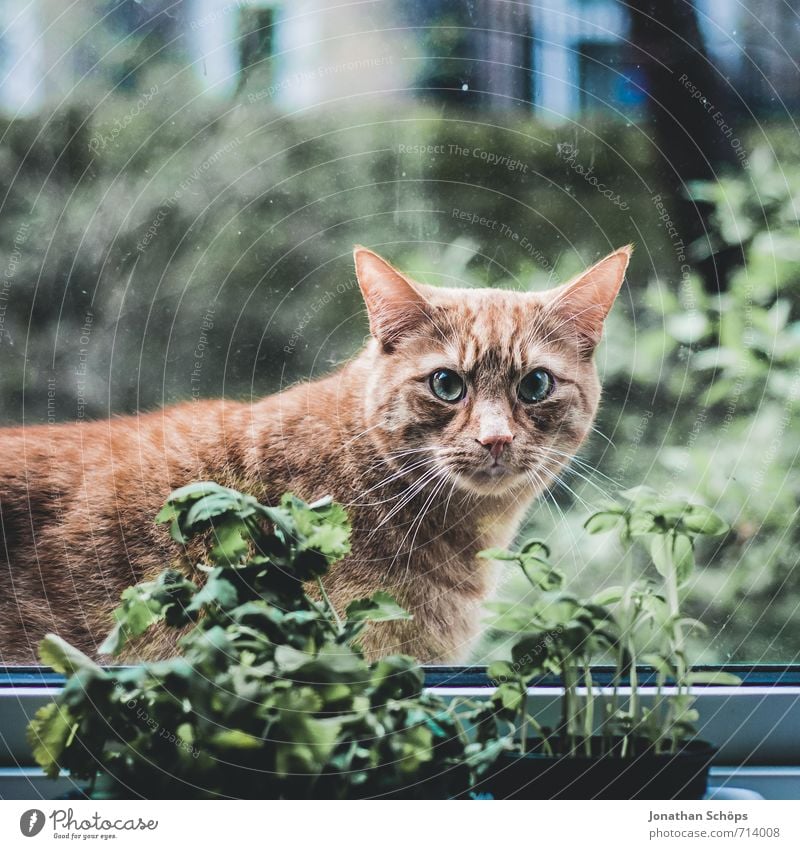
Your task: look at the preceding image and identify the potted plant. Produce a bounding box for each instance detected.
[27,482,736,800]
[27,482,485,799]
[471,487,738,800]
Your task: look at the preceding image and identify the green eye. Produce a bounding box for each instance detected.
[518,369,554,403]
[430,369,465,403]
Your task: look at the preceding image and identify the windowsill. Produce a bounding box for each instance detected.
[1,767,798,801]
[2,665,799,799]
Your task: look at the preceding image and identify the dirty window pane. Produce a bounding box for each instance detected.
[0,1,798,666]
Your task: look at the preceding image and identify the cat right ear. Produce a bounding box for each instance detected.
[353,246,430,351]
[545,245,632,352]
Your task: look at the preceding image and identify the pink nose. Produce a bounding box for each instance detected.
[478,433,513,461]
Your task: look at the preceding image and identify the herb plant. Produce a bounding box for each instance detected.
[28,482,474,799]
[482,487,739,759]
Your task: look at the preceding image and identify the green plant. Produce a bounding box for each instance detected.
[27,482,475,799]
[481,488,738,760]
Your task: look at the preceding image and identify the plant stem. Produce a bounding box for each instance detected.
[654,670,665,755]
[665,535,687,681]
[608,639,623,757]
[450,699,472,749]
[315,577,344,635]
[583,661,594,757]
[665,531,688,754]
[519,678,528,755]
[620,545,635,759]
[558,653,569,753]
[563,663,577,757]
[530,717,554,757]
[628,648,639,728]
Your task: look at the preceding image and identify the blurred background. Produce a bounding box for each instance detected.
[1,0,799,663]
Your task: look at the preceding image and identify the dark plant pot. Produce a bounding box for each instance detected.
[65,766,471,801]
[475,738,716,800]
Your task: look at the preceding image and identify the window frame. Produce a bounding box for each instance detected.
[425,664,800,766]
[2,665,799,781]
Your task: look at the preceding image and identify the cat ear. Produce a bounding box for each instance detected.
[353,246,430,351]
[546,245,632,350]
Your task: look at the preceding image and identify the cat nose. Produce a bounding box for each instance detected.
[478,432,513,460]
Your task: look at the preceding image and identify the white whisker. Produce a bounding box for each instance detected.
[358,455,440,497]
[368,465,445,533]
[343,420,383,447]
[590,425,616,449]
[398,470,450,583]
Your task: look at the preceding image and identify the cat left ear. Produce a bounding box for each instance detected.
[546,245,632,351]
[354,246,430,351]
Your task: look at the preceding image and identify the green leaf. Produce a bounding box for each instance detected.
[682,505,729,536]
[641,653,676,680]
[492,682,524,713]
[649,534,674,578]
[592,586,624,605]
[186,492,241,525]
[99,588,161,656]
[26,703,77,779]
[677,616,708,634]
[159,482,262,545]
[685,671,742,686]
[675,708,700,725]
[165,481,214,501]
[276,643,368,682]
[486,660,516,682]
[370,655,424,701]
[187,574,239,613]
[629,511,657,536]
[211,729,263,749]
[155,503,178,525]
[345,591,412,623]
[519,539,551,559]
[301,523,350,559]
[619,485,659,505]
[395,724,435,774]
[98,626,127,657]
[584,511,623,534]
[284,494,351,560]
[176,723,195,747]
[672,534,695,586]
[648,532,694,585]
[641,593,669,626]
[510,633,553,673]
[38,635,103,676]
[210,520,249,564]
[273,644,314,673]
[272,689,342,775]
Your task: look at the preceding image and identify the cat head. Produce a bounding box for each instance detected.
[354,246,630,497]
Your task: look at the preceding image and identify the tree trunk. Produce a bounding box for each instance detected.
[627,0,744,291]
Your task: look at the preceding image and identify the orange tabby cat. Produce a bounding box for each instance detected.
[0,246,630,664]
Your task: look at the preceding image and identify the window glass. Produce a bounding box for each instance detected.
[1,0,798,666]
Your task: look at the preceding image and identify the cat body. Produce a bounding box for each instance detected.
[0,247,630,663]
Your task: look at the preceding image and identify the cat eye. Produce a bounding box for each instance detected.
[429,369,465,403]
[518,368,555,403]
